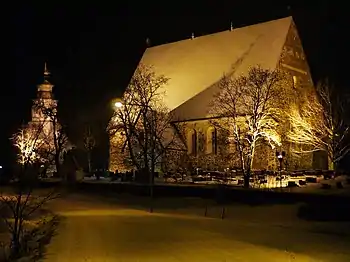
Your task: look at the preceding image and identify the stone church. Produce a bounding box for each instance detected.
[110,16,324,172]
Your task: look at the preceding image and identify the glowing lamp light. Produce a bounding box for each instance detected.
[114,101,123,108]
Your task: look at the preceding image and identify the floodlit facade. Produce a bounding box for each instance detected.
[26,63,62,171]
[29,63,58,139]
[110,16,325,172]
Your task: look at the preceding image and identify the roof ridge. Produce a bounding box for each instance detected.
[147,16,293,50]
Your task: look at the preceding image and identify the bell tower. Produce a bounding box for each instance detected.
[31,62,57,122]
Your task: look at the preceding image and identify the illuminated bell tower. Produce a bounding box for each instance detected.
[31,62,57,123]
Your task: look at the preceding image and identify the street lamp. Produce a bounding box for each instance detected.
[114,98,123,109]
[275,151,286,171]
[276,151,286,188]
[114,101,123,108]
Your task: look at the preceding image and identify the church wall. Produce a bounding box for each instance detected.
[277,22,319,170]
[182,119,280,171]
[279,21,314,94]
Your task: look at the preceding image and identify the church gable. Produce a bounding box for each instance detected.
[278,21,314,90]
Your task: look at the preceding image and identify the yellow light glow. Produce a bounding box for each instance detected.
[114,101,123,108]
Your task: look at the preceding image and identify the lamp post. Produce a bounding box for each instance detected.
[113,98,156,212]
[276,151,286,188]
[275,151,285,171]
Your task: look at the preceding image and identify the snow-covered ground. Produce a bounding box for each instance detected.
[41,193,350,262]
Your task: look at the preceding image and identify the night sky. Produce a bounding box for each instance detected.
[4,2,346,167]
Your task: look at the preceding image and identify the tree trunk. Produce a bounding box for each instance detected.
[11,200,21,258]
[149,150,156,213]
[125,133,141,170]
[250,143,256,171]
[328,155,335,171]
[54,154,61,180]
[87,151,92,173]
[243,142,256,188]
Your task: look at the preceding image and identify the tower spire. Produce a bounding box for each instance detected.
[44,62,50,77]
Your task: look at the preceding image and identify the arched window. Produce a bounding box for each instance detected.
[206,127,217,154]
[187,129,197,155]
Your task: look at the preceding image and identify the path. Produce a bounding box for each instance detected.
[41,194,350,261]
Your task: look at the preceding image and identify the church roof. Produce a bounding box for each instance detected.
[137,16,293,121]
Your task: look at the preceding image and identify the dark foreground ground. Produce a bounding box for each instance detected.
[39,192,350,262]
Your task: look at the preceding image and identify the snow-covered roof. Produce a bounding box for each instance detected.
[138,16,293,121]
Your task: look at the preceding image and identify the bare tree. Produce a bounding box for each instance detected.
[211,66,290,187]
[109,64,168,172]
[288,79,349,170]
[83,125,96,173]
[1,122,60,259]
[108,64,186,210]
[33,100,69,178]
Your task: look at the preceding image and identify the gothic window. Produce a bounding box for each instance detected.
[187,129,197,155]
[211,128,217,154]
[206,127,217,154]
[191,130,197,156]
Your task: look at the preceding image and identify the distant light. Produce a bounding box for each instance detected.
[114,101,123,108]
[0,166,2,169]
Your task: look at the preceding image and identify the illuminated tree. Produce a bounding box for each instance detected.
[288,79,349,170]
[11,126,46,165]
[211,66,290,187]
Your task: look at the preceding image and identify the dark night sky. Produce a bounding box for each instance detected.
[3,1,347,166]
